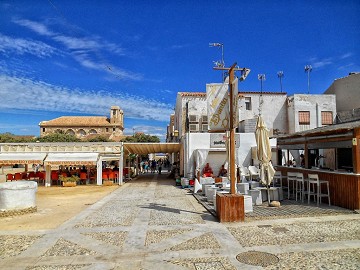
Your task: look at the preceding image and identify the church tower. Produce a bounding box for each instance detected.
[110,106,124,136]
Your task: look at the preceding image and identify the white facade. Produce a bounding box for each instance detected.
[238,92,288,135]
[287,94,336,133]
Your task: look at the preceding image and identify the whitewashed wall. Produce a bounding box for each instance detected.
[287,94,336,133]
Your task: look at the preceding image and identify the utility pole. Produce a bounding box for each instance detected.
[214,63,250,194]
[305,65,312,94]
[277,71,284,92]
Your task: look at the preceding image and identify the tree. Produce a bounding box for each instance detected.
[86,136,113,142]
[0,133,35,143]
[121,132,160,143]
[33,131,80,142]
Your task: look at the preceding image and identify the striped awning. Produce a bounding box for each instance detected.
[44,153,99,166]
[0,153,47,165]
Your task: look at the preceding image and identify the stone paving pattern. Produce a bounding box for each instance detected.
[0,173,359,269]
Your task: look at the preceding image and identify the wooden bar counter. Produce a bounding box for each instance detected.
[275,166,360,210]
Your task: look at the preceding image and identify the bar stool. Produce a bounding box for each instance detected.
[272,171,283,188]
[286,172,297,199]
[307,174,331,206]
[295,173,305,202]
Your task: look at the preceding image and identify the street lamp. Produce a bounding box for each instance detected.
[258,74,266,93]
[304,65,312,94]
[277,71,284,92]
[258,74,266,115]
[209,42,225,80]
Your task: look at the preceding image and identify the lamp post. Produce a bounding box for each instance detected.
[304,65,312,94]
[258,74,265,115]
[209,42,225,80]
[277,71,284,92]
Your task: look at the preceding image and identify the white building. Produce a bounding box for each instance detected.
[169,89,336,177]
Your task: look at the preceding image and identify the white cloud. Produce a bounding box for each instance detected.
[13,18,54,36]
[0,33,58,58]
[340,52,353,59]
[311,58,333,68]
[0,75,173,122]
[12,18,140,80]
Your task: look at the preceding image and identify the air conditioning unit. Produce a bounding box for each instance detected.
[189,115,198,122]
[201,115,208,123]
[189,124,199,132]
[201,124,208,132]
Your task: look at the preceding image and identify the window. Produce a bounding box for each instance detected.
[321,111,333,125]
[299,111,310,125]
[113,127,116,131]
[245,97,251,110]
[42,128,45,132]
[106,128,109,132]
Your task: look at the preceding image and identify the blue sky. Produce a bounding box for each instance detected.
[0,0,359,140]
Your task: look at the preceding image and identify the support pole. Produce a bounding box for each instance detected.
[229,63,237,194]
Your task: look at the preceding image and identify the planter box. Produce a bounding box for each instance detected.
[103,180,114,186]
[216,193,245,222]
[62,182,76,187]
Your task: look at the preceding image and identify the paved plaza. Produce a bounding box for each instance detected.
[1,173,359,269]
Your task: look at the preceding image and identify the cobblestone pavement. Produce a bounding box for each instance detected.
[1,174,359,270]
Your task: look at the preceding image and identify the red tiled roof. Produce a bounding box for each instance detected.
[40,116,111,127]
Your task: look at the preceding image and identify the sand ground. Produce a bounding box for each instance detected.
[1,185,119,231]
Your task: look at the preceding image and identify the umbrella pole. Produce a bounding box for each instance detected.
[266,169,271,206]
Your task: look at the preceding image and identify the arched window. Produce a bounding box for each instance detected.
[89,129,97,134]
[66,129,75,136]
[78,129,86,136]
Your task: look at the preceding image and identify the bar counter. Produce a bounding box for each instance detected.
[275,166,360,210]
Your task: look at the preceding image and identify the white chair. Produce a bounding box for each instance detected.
[248,166,260,181]
[239,166,250,182]
[286,172,298,199]
[307,174,331,206]
[295,173,305,202]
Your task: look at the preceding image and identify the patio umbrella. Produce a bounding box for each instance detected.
[255,115,276,205]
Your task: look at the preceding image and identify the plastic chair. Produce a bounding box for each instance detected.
[36,171,45,185]
[307,174,331,206]
[79,172,87,185]
[248,166,260,181]
[239,166,250,182]
[108,171,115,180]
[51,171,59,185]
[6,173,14,181]
[21,172,29,180]
[102,171,109,181]
[14,172,22,181]
[28,171,38,181]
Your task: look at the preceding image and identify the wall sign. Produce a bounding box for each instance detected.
[210,133,240,148]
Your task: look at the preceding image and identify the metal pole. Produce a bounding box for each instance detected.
[305,65,312,94]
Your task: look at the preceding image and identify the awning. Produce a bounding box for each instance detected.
[123,143,181,155]
[44,153,99,166]
[0,153,47,165]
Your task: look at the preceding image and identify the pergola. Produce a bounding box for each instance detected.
[274,120,360,210]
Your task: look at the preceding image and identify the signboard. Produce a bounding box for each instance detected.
[210,133,240,148]
[206,77,229,131]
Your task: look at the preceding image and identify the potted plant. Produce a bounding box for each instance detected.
[60,175,79,187]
